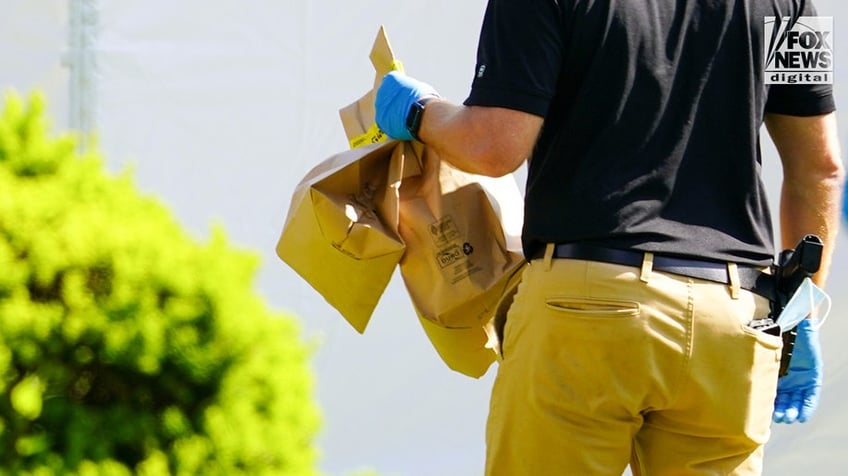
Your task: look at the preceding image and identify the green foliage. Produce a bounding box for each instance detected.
[0,92,320,475]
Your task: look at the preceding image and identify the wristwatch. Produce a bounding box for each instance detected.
[405,96,437,142]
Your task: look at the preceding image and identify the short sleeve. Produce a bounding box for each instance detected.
[765,0,836,116]
[463,0,564,117]
[766,84,835,116]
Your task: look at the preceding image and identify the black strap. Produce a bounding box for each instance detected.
[542,243,776,301]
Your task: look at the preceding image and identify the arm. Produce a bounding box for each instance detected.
[766,112,842,425]
[374,71,543,178]
[416,99,543,177]
[764,112,844,287]
[375,0,560,177]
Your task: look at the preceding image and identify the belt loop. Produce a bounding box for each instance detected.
[640,252,654,283]
[543,243,555,271]
[727,262,741,299]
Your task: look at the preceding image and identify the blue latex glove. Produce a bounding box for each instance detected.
[773,318,823,424]
[375,71,439,141]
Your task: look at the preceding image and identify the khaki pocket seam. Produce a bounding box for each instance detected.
[545,296,641,318]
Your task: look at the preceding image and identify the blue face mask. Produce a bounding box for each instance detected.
[776,277,831,331]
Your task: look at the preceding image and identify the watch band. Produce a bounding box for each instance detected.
[405,96,438,142]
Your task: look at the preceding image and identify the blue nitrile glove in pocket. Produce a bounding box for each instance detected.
[375,71,439,141]
[773,318,822,424]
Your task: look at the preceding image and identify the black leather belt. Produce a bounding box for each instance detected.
[540,243,776,300]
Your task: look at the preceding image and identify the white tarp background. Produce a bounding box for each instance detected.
[1,1,846,475]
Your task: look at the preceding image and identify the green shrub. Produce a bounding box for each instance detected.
[0,92,320,475]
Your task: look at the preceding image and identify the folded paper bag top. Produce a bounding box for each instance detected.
[340,25,403,149]
[276,140,405,333]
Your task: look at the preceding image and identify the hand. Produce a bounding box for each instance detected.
[375,71,439,141]
[773,318,823,424]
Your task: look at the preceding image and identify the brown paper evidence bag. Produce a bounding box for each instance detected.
[276,27,525,378]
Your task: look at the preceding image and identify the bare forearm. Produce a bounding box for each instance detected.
[780,166,844,286]
[769,112,845,287]
[417,100,543,177]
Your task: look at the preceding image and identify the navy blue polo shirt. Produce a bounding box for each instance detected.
[465,0,835,265]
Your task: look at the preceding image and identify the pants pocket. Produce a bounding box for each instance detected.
[545,297,640,318]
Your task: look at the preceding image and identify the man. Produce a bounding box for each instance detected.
[376,0,844,474]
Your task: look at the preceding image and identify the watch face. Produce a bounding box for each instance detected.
[405,102,425,139]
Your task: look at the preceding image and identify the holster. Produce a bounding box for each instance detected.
[770,234,823,376]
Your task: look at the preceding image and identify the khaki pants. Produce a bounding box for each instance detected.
[485,246,781,475]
